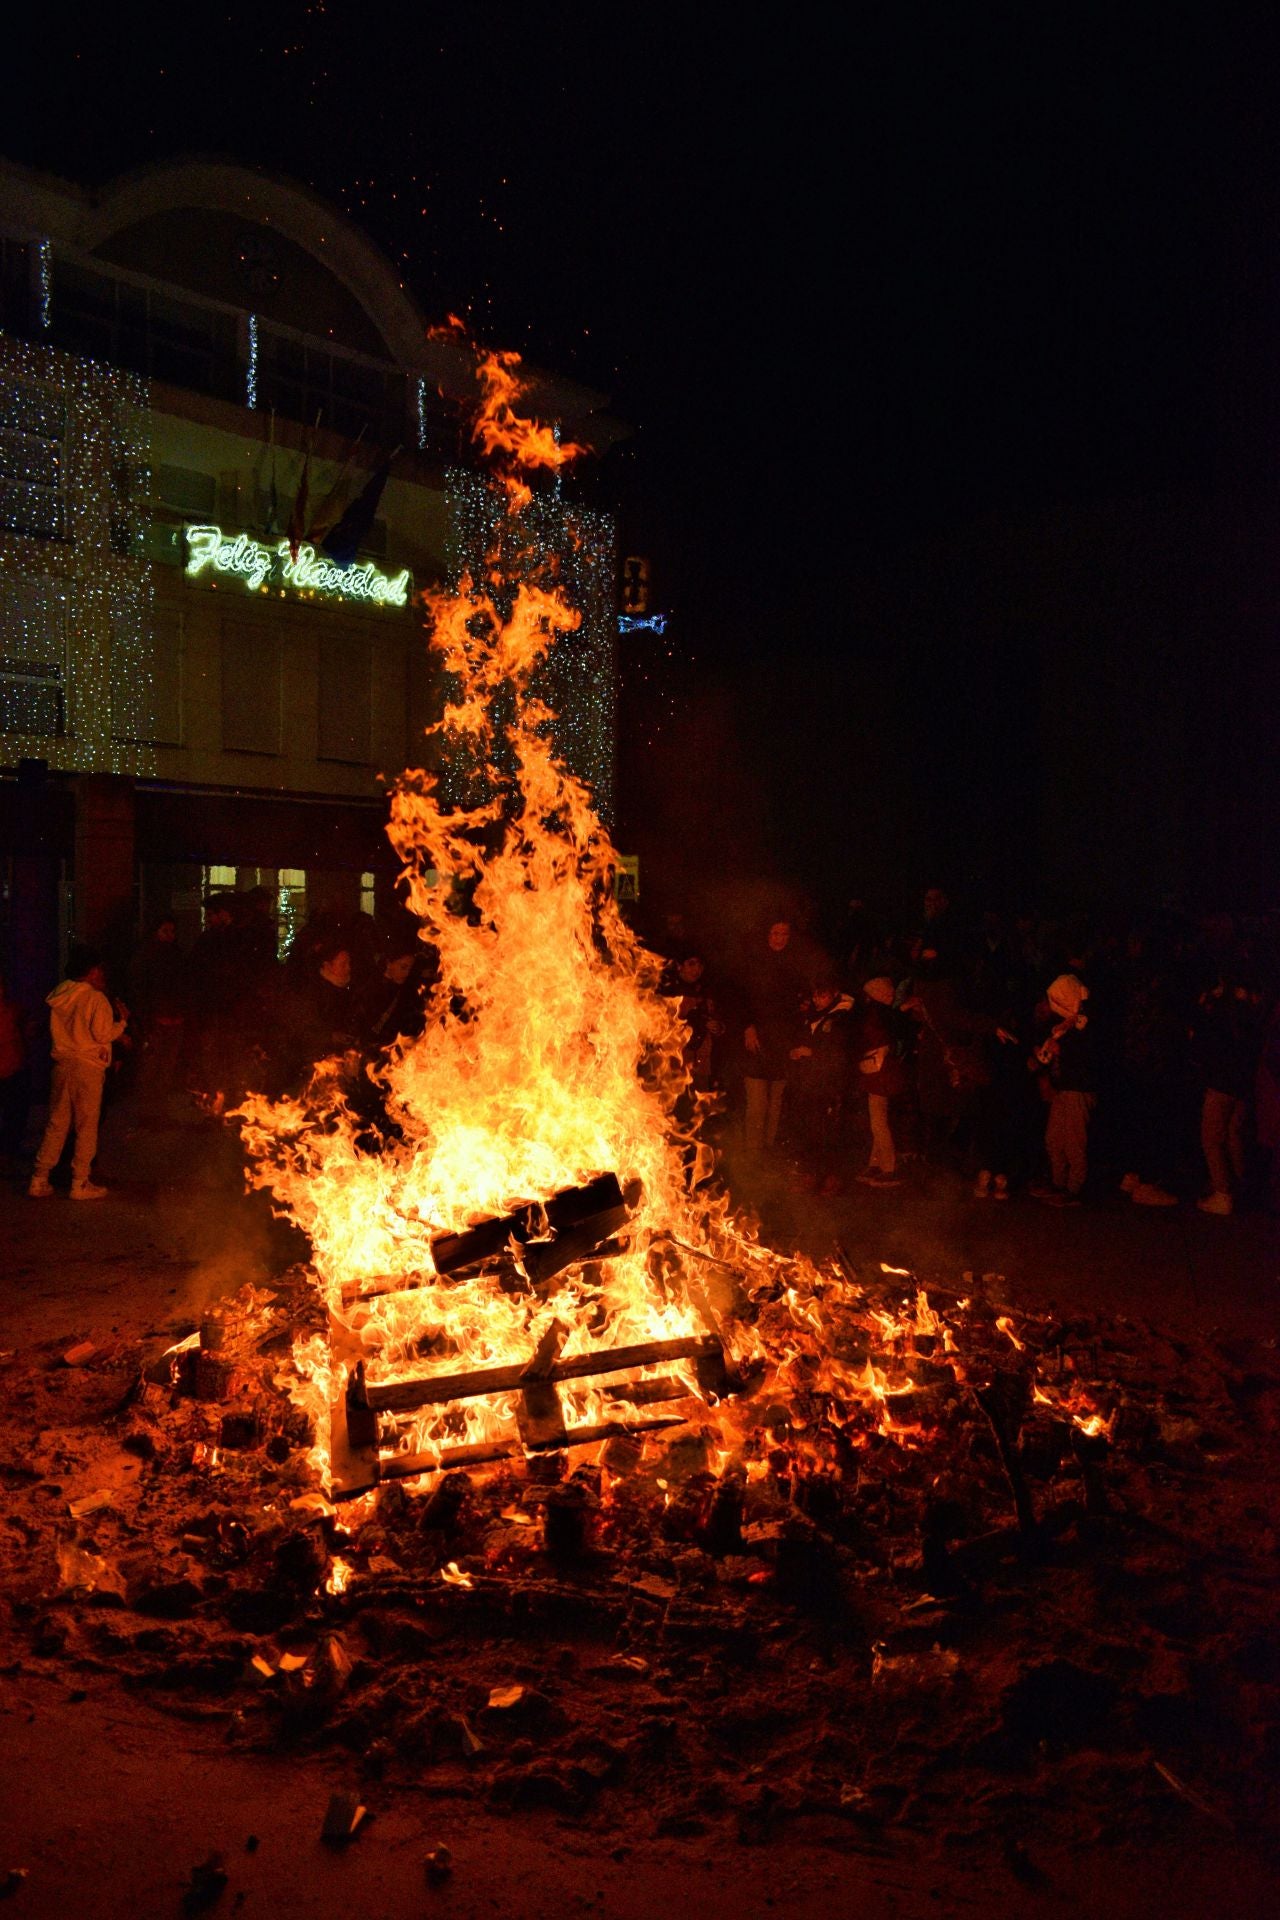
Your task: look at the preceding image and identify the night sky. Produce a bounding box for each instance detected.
[7,6,1278,914]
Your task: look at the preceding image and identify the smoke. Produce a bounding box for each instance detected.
[146,1136,306,1324]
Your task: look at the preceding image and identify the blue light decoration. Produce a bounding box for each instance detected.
[618,613,668,635]
[246,312,259,410]
[444,466,618,824]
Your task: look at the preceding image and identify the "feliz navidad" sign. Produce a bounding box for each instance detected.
[183,523,411,608]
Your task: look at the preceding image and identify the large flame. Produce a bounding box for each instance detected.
[236,339,1108,1497]
[237,341,728,1477]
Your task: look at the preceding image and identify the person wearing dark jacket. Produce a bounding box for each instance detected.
[788,976,856,1191]
[187,896,240,1095]
[903,965,988,1160]
[667,952,723,1093]
[1191,973,1264,1215]
[741,920,806,1158]
[1255,996,1280,1216]
[1030,973,1095,1205]
[278,941,361,1089]
[362,943,434,1050]
[854,977,908,1185]
[128,915,186,1116]
[0,967,30,1157]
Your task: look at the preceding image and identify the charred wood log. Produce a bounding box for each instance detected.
[339,1174,632,1303]
[972,1371,1036,1535]
[431,1173,629,1279]
[1071,1424,1111,1515]
[370,1412,689,1493]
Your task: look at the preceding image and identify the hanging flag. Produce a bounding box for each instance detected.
[286,412,320,562]
[307,424,367,544]
[320,450,398,570]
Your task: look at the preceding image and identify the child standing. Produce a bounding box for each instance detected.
[1031,973,1094,1206]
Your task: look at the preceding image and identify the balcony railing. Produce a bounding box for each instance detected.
[0,233,461,457]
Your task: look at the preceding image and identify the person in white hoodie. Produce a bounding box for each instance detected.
[28,946,128,1200]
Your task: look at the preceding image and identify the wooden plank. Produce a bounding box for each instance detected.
[359,1333,722,1416]
[375,1412,689,1488]
[602,1375,694,1407]
[339,1271,428,1304]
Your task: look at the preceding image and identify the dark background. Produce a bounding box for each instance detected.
[8,5,1280,925]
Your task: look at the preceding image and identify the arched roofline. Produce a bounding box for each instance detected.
[81,157,431,371]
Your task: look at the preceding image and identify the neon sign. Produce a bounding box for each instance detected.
[183,524,410,608]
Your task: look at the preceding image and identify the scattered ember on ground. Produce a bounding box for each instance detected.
[2,1263,1277,1871]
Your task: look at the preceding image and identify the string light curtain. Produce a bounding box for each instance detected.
[443,465,617,824]
[0,331,153,776]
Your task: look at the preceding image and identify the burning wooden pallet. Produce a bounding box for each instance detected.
[330,1325,728,1498]
[328,1174,731,1499]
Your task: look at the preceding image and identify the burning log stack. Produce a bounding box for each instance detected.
[329,1176,737,1498]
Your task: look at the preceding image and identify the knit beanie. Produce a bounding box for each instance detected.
[1047,973,1088,1026]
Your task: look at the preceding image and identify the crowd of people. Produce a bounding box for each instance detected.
[4,880,1280,1218]
[656,889,1280,1215]
[0,890,438,1195]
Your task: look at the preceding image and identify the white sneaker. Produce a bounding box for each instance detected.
[27,1176,53,1198]
[1197,1191,1233,1216]
[1131,1182,1178,1207]
[70,1181,108,1201]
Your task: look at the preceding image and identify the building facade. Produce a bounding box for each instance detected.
[0,156,622,1004]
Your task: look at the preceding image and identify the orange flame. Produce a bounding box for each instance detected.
[470,345,588,512]
[233,335,1063,1505]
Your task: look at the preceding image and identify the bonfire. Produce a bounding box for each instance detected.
[234,339,1105,1524]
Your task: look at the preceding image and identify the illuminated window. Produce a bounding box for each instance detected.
[360,870,376,918]
[277,868,307,960]
[0,578,67,737]
[0,372,69,541]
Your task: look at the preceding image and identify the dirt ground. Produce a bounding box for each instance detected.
[1,1096,1278,1918]
[0,1676,1270,1919]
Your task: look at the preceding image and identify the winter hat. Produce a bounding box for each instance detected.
[863,976,896,1006]
[1047,973,1089,1026]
